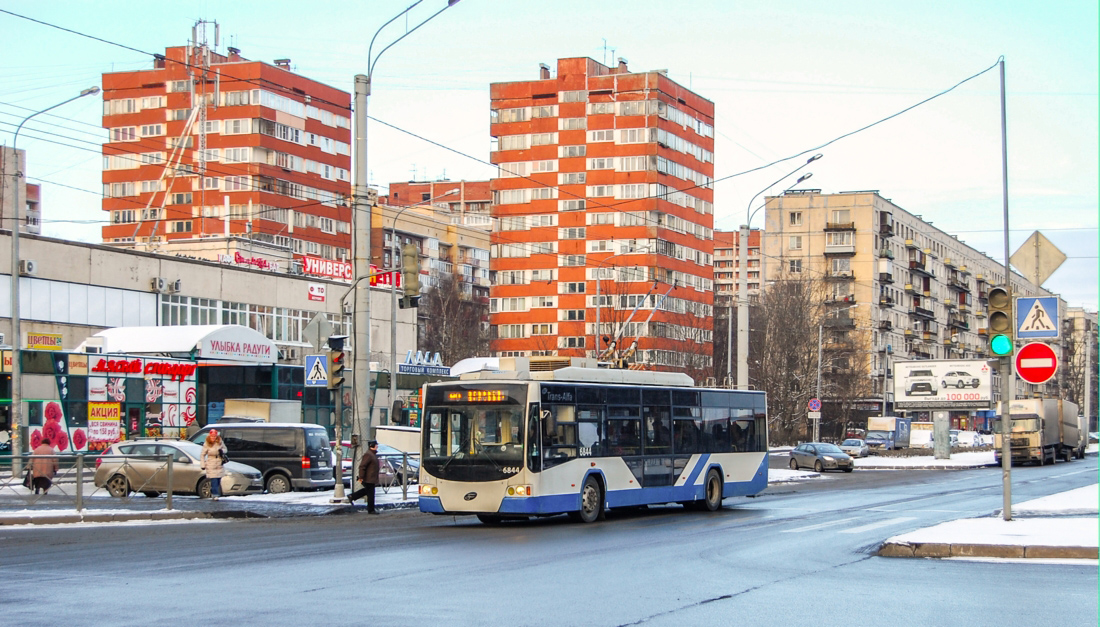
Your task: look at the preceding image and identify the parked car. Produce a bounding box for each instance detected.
[94,440,263,498]
[331,441,419,486]
[789,442,854,473]
[941,371,980,389]
[905,369,938,396]
[191,423,334,493]
[839,438,870,458]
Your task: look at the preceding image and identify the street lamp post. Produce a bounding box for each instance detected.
[352,1,460,459]
[7,86,99,477]
[734,155,820,389]
[592,244,651,359]
[387,189,457,421]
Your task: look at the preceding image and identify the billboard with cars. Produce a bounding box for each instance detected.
[893,359,995,409]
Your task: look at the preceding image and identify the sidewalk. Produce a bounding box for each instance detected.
[878,484,1099,560]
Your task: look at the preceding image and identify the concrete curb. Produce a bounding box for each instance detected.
[855,463,997,471]
[0,510,209,526]
[878,541,1098,560]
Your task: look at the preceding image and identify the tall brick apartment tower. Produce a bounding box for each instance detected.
[101,41,352,270]
[489,58,716,373]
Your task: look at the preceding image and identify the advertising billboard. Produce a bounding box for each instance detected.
[893,359,995,409]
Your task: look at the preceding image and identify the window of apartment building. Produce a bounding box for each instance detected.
[559,200,585,212]
[140,96,164,109]
[110,127,137,142]
[532,160,556,172]
[222,119,251,135]
[530,269,555,282]
[588,102,614,115]
[618,155,653,172]
[494,189,528,205]
[560,282,586,294]
[529,242,556,255]
[170,221,192,233]
[618,101,647,116]
[533,295,556,307]
[112,210,136,224]
[203,120,221,134]
[588,157,614,170]
[168,136,194,149]
[618,127,655,144]
[561,90,587,103]
[223,90,252,106]
[494,107,529,123]
[617,184,649,199]
[531,132,557,146]
[831,258,851,273]
[531,105,557,118]
[560,309,585,321]
[531,187,556,200]
[196,148,220,163]
[789,211,803,226]
[500,216,527,231]
[201,177,219,190]
[826,232,853,246]
[788,259,802,274]
[531,323,555,335]
[319,217,336,234]
[588,129,614,142]
[559,227,586,239]
[140,124,164,137]
[103,182,135,198]
[789,235,803,250]
[222,147,250,163]
[141,209,159,221]
[498,324,527,339]
[559,145,586,158]
[224,176,250,191]
[559,337,586,349]
[831,209,851,224]
[141,180,166,194]
[497,270,527,285]
[559,117,586,130]
[588,212,614,225]
[498,162,527,178]
[103,99,136,115]
[558,172,586,185]
[167,80,190,92]
[587,185,613,197]
[499,135,529,151]
[140,152,165,165]
[168,108,190,121]
[169,192,192,205]
[588,240,613,253]
[561,255,586,267]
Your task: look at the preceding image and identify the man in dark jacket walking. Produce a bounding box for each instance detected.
[348,440,380,513]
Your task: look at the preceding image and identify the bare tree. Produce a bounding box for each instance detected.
[420,273,489,364]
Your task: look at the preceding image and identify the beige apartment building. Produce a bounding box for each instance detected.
[761,189,1064,411]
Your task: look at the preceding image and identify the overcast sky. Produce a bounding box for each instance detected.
[2,1,1096,310]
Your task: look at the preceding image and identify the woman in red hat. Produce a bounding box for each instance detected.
[200,429,228,500]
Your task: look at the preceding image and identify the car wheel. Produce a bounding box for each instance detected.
[197,478,213,499]
[106,474,130,498]
[956,381,965,389]
[941,381,947,388]
[789,458,799,470]
[266,474,292,494]
[814,460,823,473]
[703,469,723,512]
[574,476,603,523]
[142,491,160,498]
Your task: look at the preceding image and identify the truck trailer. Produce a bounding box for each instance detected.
[994,399,1081,466]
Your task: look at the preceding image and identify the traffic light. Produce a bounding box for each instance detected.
[400,242,420,308]
[987,286,1014,356]
[326,350,345,390]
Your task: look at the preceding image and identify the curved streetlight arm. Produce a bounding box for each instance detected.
[368,1,460,81]
[743,153,821,229]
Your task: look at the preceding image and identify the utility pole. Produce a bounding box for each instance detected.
[997,58,1016,522]
[352,74,373,468]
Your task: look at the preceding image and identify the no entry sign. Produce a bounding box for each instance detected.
[1015,342,1058,384]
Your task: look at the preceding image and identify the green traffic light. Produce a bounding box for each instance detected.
[990,334,1013,356]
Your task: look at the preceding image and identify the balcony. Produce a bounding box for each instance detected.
[878,248,894,259]
[826,270,855,280]
[923,247,937,259]
[878,320,893,330]
[905,239,918,249]
[878,272,894,284]
[909,305,935,319]
[824,243,856,255]
[978,328,988,336]
[909,260,935,278]
[825,221,856,231]
[944,257,957,269]
[975,309,986,319]
[880,222,895,236]
[913,348,933,359]
[977,289,988,301]
[958,303,970,313]
[824,294,857,305]
[823,317,856,329]
[959,265,971,276]
[879,296,895,308]
[904,283,917,294]
[948,315,969,330]
[943,298,957,309]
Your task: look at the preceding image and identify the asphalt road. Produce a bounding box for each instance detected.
[1,457,1095,627]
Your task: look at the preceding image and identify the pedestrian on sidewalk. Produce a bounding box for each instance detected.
[201,429,228,501]
[348,440,380,514]
[31,436,59,495]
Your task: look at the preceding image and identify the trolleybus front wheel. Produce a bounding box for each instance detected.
[569,476,604,523]
[703,469,723,511]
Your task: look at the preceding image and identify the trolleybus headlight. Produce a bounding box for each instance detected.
[507,485,531,497]
[419,485,438,496]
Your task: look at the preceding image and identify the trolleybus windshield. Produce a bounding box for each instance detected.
[422,384,528,482]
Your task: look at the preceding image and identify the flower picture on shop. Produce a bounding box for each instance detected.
[29,401,88,454]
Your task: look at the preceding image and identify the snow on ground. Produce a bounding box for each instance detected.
[1010,485,1098,516]
[855,451,995,468]
[888,517,1097,547]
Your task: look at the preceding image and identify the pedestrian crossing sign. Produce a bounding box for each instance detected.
[1016,297,1058,339]
[305,355,329,387]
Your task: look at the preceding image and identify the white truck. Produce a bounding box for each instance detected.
[221,398,303,423]
[994,399,1082,466]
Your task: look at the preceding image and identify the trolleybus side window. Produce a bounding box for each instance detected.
[576,406,603,457]
[543,404,578,466]
[701,404,731,453]
[672,406,701,455]
[607,406,641,456]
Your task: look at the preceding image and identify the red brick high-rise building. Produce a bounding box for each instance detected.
[100,43,352,272]
[488,58,716,373]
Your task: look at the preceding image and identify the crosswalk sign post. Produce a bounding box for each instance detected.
[305,355,328,388]
[1016,296,1059,340]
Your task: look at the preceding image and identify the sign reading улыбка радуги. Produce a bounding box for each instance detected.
[398,351,451,376]
[1016,296,1059,339]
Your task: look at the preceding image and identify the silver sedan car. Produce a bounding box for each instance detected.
[94,440,263,498]
[789,442,854,473]
[839,438,870,458]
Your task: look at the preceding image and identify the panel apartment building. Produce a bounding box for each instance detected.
[762,189,1062,413]
[100,44,352,272]
[488,58,716,372]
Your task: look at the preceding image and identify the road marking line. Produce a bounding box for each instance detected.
[839,516,916,534]
[782,517,861,533]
